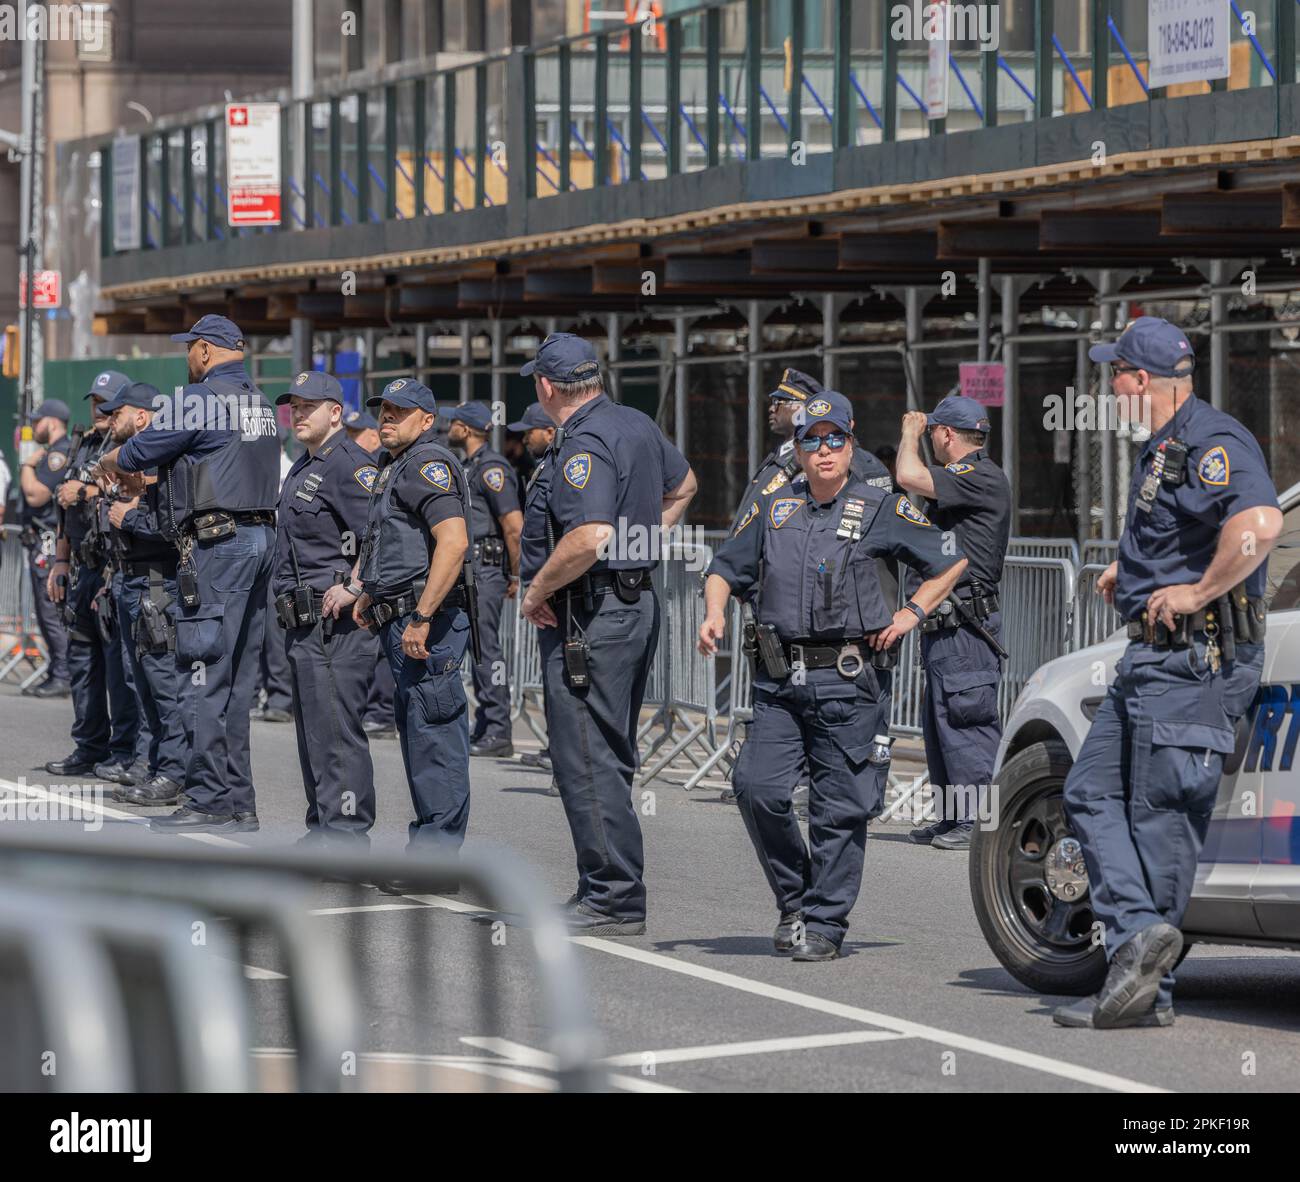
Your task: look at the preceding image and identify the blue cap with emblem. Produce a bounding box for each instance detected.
[507,402,553,432]
[928,394,992,433]
[85,369,131,402]
[99,382,163,414]
[794,390,855,439]
[28,398,70,423]
[770,367,823,403]
[344,408,378,431]
[275,370,344,406]
[443,400,493,431]
[367,377,437,413]
[520,332,602,382]
[170,313,246,350]
[1088,315,1195,378]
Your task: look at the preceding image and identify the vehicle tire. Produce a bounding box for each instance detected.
[970,739,1107,996]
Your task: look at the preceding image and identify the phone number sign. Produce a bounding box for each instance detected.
[1148,0,1230,88]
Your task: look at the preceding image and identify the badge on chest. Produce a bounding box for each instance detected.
[295,472,324,503]
[836,496,867,541]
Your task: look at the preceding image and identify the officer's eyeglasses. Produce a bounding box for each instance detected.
[798,431,849,453]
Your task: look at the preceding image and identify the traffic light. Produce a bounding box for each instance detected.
[1,324,19,379]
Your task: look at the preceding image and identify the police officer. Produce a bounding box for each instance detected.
[97,314,280,833]
[699,391,967,960]
[445,400,523,757]
[729,368,892,532]
[1053,318,1279,1029]
[97,382,192,806]
[272,371,381,848]
[509,402,556,775]
[345,378,474,877]
[896,394,1011,850]
[17,399,73,697]
[44,376,141,780]
[520,333,697,934]
[345,407,397,738]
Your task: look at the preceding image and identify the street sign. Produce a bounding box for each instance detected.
[959,362,1005,408]
[226,102,281,227]
[18,270,61,310]
[111,136,140,252]
[1148,0,1231,89]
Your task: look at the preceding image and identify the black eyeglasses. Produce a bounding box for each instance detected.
[798,431,849,453]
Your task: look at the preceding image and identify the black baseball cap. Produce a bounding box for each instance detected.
[1089,316,1195,378]
[171,314,246,350]
[443,401,493,432]
[86,370,131,402]
[99,382,163,414]
[520,332,602,382]
[507,403,552,432]
[28,398,70,423]
[275,370,344,406]
[366,378,437,413]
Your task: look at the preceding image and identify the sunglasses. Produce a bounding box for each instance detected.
[798,431,849,453]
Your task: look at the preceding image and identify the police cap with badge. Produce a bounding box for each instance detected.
[367,377,438,412]
[507,403,552,432]
[276,370,345,406]
[519,332,602,383]
[443,401,494,432]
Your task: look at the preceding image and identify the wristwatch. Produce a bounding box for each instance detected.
[904,600,927,623]
[410,610,434,625]
[345,579,364,597]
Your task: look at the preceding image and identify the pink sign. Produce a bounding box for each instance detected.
[959,362,1004,408]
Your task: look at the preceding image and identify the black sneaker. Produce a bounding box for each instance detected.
[29,678,72,699]
[93,759,137,786]
[791,932,840,962]
[774,910,804,955]
[909,819,956,845]
[1052,924,1184,1030]
[565,903,645,936]
[470,736,514,757]
[45,753,101,776]
[150,807,239,833]
[1053,998,1176,1029]
[114,775,183,806]
[931,820,976,850]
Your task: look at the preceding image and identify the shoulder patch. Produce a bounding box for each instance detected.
[945,461,975,475]
[1198,445,1230,487]
[354,464,378,492]
[563,452,591,490]
[761,471,788,495]
[419,461,452,491]
[770,497,803,528]
[734,501,759,534]
[483,465,506,493]
[47,451,67,472]
[895,496,931,526]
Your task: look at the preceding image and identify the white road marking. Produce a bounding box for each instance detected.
[242,964,287,980]
[308,902,433,916]
[315,889,1168,1092]
[0,777,246,848]
[572,937,1168,1093]
[460,1037,684,1093]
[603,1029,908,1067]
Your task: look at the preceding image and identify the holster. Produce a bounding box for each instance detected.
[135,596,175,655]
[93,580,115,645]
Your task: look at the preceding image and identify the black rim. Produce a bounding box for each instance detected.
[992,778,1097,964]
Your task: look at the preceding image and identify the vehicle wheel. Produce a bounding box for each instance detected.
[970,740,1106,996]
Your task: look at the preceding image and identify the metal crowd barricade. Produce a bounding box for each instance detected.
[0,524,47,687]
[1082,539,1119,567]
[637,542,719,786]
[0,825,603,1093]
[510,596,548,745]
[683,598,749,791]
[1073,563,1125,650]
[998,555,1077,718]
[1008,535,1080,568]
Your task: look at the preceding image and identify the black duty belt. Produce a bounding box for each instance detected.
[473,538,507,568]
[116,559,179,579]
[1127,597,1266,649]
[559,569,652,605]
[365,583,468,627]
[785,638,898,674]
[919,591,1000,633]
[187,510,276,541]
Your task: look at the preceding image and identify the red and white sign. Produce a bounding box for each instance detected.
[925,0,950,120]
[18,270,61,310]
[226,102,281,227]
[959,362,1004,408]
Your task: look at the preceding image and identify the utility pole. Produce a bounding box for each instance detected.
[17,0,46,433]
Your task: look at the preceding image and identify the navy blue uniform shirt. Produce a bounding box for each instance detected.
[22,434,73,532]
[274,428,379,596]
[711,479,962,642]
[521,395,690,582]
[922,447,1011,590]
[465,444,521,542]
[1115,394,1278,620]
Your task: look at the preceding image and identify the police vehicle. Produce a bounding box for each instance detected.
[971,480,1300,995]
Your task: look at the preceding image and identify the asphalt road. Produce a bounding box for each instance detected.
[3,683,1299,1094]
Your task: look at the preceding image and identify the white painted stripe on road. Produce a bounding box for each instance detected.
[460,1036,685,1093]
[0,777,246,848]
[571,937,1169,1094]
[242,964,287,980]
[308,902,433,916]
[603,1029,908,1067]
